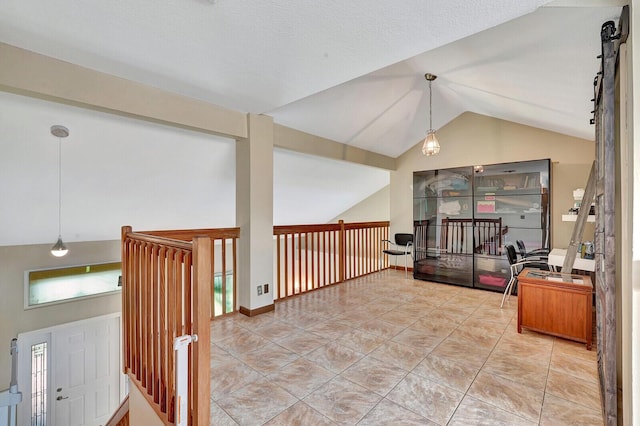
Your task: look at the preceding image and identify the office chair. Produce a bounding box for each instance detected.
[500,243,549,308]
[382,233,413,278]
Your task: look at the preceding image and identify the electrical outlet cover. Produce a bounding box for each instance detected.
[257,286,262,295]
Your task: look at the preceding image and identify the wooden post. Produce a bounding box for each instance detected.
[121,226,132,374]
[338,220,345,282]
[192,236,212,426]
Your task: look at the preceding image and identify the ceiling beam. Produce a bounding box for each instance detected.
[274,124,396,171]
[0,42,248,139]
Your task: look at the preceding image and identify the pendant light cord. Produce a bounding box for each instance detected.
[57,137,62,238]
[429,80,433,130]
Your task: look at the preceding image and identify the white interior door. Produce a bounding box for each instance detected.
[18,314,121,426]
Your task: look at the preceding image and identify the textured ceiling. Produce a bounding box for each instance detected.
[0,0,624,244]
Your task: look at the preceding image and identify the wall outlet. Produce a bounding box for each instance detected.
[257,285,262,295]
[264,284,269,293]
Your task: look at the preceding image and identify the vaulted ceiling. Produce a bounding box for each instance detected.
[0,0,623,245]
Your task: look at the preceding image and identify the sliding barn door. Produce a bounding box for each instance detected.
[593,9,627,425]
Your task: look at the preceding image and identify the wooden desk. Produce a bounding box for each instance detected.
[517,268,593,350]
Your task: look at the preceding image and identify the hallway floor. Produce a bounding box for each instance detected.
[210,269,603,425]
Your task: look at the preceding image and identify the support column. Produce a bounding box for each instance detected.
[236,114,274,316]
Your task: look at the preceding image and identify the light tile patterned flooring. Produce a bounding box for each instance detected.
[210,270,603,425]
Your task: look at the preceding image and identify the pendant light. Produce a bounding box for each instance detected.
[50,125,69,257]
[421,73,441,156]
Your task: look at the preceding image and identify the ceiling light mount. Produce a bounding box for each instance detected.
[422,73,441,157]
[50,125,69,138]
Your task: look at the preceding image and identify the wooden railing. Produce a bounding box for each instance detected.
[121,226,239,425]
[273,220,389,299]
[145,228,240,317]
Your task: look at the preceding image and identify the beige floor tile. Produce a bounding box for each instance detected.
[447,326,501,350]
[264,401,337,426]
[412,354,479,393]
[358,398,437,425]
[252,319,301,341]
[391,327,446,352]
[449,395,537,426]
[216,328,270,355]
[550,346,599,384]
[430,336,492,368]
[540,393,604,426]
[266,357,335,398]
[210,316,245,339]
[304,341,364,373]
[340,355,408,396]
[233,311,276,328]
[216,377,297,426]
[234,342,299,375]
[357,318,406,340]
[275,330,330,355]
[378,309,420,327]
[369,340,426,371]
[552,337,598,362]
[306,319,353,340]
[546,368,602,411]
[482,351,549,392]
[210,400,240,426]
[304,376,381,425]
[467,371,544,423]
[211,358,262,401]
[386,372,464,425]
[335,329,385,354]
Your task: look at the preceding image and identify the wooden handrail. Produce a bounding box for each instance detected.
[145,227,240,241]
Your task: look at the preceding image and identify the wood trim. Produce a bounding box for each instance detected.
[105,395,129,426]
[239,304,275,317]
[388,265,414,272]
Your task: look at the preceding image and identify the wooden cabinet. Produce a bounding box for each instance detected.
[517,268,593,350]
[413,159,550,292]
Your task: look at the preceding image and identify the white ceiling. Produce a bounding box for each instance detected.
[0,0,623,245]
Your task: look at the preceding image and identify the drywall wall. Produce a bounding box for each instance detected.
[391,111,596,247]
[0,240,121,387]
[329,185,390,224]
[129,383,163,426]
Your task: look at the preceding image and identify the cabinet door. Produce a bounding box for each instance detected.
[413,167,474,286]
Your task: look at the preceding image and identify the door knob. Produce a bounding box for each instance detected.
[56,396,68,401]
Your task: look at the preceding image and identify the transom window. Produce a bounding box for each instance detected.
[26,262,121,308]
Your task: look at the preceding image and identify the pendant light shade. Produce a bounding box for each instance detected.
[50,125,69,257]
[51,236,68,257]
[421,73,441,156]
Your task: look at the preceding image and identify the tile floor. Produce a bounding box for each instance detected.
[210,270,603,425]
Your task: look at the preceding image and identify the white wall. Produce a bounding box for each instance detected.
[329,185,390,224]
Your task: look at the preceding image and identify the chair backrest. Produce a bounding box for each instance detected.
[516,240,526,257]
[505,244,519,266]
[394,233,413,246]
